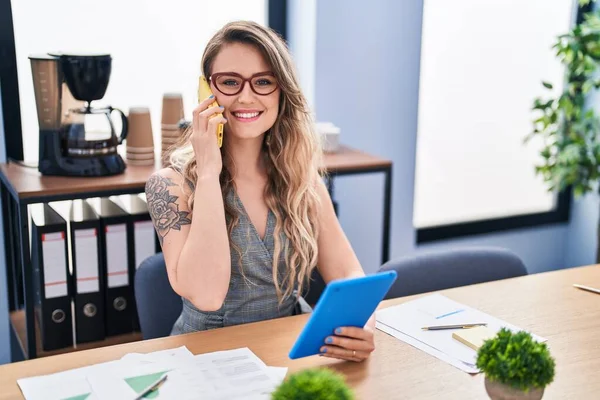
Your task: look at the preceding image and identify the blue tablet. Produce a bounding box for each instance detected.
[288,270,397,359]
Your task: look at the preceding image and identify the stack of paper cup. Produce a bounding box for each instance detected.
[316,122,341,153]
[161,93,184,156]
[126,107,155,166]
[162,120,191,167]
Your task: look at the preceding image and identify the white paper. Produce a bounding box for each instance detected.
[87,362,171,400]
[86,371,138,399]
[74,228,99,294]
[134,221,156,269]
[376,321,479,374]
[17,360,119,400]
[266,367,287,384]
[376,294,546,371]
[19,347,283,400]
[17,348,190,400]
[161,348,281,399]
[105,224,129,288]
[42,232,68,299]
[86,347,280,400]
[120,345,194,365]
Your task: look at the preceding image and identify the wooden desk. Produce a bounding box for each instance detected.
[1,265,598,399]
[0,146,392,360]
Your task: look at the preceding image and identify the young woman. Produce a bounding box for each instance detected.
[145,21,374,362]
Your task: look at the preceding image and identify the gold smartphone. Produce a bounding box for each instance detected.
[198,75,224,147]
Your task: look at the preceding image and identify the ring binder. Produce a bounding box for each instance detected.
[29,203,73,351]
[49,200,106,344]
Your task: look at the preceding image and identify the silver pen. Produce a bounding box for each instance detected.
[421,323,487,331]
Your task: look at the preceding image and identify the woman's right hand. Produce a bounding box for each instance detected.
[191,95,227,179]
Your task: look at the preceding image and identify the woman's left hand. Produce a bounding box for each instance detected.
[320,316,376,362]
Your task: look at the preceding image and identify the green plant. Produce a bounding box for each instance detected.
[476,328,556,392]
[527,0,600,197]
[271,368,354,400]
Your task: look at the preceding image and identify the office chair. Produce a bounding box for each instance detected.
[134,253,182,339]
[303,268,327,307]
[378,247,528,299]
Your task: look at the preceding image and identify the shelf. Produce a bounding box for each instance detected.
[0,161,156,202]
[322,145,392,174]
[0,145,391,202]
[10,310,142,359]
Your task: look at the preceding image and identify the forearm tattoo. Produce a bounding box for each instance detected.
[146,174,191,245]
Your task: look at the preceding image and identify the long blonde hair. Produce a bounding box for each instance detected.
[169,21,323,302]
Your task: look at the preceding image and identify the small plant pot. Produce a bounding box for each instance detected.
[484,377,544,400]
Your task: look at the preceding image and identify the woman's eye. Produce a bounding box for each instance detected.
[222,79,239,86]
[255,79,274,86]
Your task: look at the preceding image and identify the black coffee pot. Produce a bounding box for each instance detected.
[58,54,128,154]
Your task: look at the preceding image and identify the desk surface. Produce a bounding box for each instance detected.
[0,145,391,201]
[1,265,597,399]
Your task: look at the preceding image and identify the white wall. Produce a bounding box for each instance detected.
[286,0,317,113]
[314,0,587,275]
[315,0,422,273]
[11,0,268,162]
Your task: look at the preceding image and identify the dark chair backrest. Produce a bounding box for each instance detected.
[134,253,182,339]
[303,268,327,307]
[378,247,528,299]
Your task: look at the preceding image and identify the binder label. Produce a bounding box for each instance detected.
[42,232,68,299]
[134,221,156,269]
[106,224,129,288]
[75,228,100,294]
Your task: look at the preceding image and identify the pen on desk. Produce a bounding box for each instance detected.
[421,323,487,331]
[573,283,600,295]
[134,373,168,400]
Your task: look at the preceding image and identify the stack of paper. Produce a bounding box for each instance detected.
[17,347,287,400]
[376,294,546,374]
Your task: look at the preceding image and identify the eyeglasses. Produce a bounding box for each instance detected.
[210,72,279,96]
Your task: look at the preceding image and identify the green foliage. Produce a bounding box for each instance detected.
[476,328,556,392]
[526,3,600,197]
[271,368,354,400]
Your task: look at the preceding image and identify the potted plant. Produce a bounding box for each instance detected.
[271,367,354,400]
[527,0,600,260]
[476,328,556,400]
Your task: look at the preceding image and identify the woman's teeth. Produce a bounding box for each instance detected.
[234,112,260,119]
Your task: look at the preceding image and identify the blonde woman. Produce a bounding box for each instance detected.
[145,21,374,362]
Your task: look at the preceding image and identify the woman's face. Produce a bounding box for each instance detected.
[210,42,280,142]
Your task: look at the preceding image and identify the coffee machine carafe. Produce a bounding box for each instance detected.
[29,54,128,176]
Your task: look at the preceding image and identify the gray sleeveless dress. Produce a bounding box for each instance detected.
[171,190,298,334]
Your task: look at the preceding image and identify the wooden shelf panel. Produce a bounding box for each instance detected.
[0,145,391,200]
[323,145,392,173]
[0,160,157,201]
[10,310,142,359]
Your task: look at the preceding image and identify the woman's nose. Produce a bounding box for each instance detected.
[237,81,256,103]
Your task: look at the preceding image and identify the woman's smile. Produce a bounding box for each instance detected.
[230,108,264,123]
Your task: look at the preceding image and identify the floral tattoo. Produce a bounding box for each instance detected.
[146,174,191,245]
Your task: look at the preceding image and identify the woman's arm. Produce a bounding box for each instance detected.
[145,168,231,311]
[314,177,376,362]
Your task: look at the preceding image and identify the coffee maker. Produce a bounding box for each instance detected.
[29,54,128,176]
